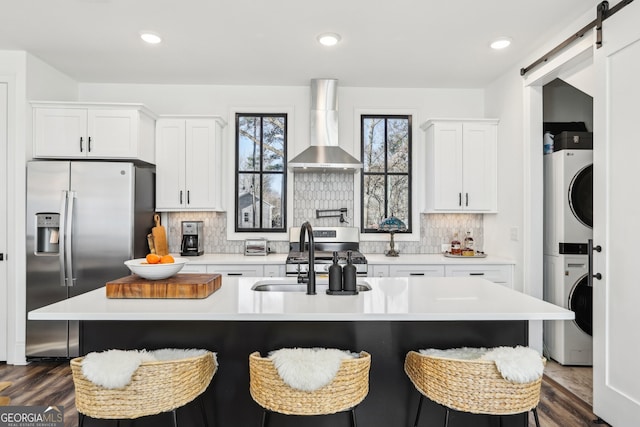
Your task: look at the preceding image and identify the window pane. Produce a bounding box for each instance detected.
[363,175,385,229]
[387,118,409,173]
[361,114,411,233]
[388,175,409,223]
[263,116,285,171]
[237,173,261,229]
[235,113,287,232]
[363,118,385,172]
[238,116,260,171]
[262,173,284,228]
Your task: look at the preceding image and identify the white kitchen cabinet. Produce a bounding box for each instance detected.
[155,117,226,211]
[370,265,390,277]
[421,119,498,212]
[388,265,445,277]
[263,264,285,277]
[444,264,513,288]
[207,264,264,277]
[32,102,156,163]
[180,264,208,274]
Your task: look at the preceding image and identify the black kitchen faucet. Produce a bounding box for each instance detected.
[298,221,316,295]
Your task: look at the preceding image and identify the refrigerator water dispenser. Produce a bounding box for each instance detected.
[35,213,60,255]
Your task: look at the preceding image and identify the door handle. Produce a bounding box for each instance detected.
[458,193,462,206]
[88,136,92,152]
[79,137,83,153]
[465,193,469,207]
[588,239,602,287]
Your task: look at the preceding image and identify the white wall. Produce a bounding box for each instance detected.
[0,51,77,364]
[0,51,28,364]
[483,8,597,353]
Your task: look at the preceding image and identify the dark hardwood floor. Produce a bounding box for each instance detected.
[0,361,608,427]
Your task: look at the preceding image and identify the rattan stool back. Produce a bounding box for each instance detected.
[249,351,371,416]
[404,350,545,427]
[71,351,216,420]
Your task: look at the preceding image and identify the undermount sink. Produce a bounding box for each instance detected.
[252,279,372,293]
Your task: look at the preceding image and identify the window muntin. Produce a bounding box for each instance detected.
[235,114,287,232]
[361,115,411,232]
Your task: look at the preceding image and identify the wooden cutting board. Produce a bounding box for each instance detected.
[106,273,221,299]
[152,214,169,256]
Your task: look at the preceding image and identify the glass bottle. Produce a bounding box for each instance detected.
[450,232,462,255]
[463,231,474,251]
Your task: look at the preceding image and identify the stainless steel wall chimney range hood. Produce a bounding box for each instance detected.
[288,79,363,172]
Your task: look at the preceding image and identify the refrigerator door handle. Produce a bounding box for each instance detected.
[58,190,69,286]
[66,191,77,287]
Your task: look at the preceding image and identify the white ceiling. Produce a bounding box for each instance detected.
[0,0,601,88]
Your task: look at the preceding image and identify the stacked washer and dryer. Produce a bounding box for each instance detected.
[543,131,594,366]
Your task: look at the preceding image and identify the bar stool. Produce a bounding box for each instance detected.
[71,349,216,427]
[249,349,371,427]
[404,349,544,427]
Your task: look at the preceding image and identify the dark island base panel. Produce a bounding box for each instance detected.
[80,321,529,427]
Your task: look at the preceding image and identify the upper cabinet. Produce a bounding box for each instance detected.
[421,119,498,213]
[155,117,227,211]
[32,102,156,164]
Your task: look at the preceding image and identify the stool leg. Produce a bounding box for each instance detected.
[261,410,270,427]
[350,407,357,427]
[413,394,424,427]
[171,409,178,427]
[532,408,541,427]
[443,408,450,427]
[78,413,85,427]
[198,394,209,427]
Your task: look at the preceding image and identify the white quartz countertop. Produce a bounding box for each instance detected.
[178,253,514,265]
[29,276,571,322]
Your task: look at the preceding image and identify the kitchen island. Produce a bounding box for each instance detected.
[29,277,572,427]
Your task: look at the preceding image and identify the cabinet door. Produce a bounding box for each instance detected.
[430,123,464,210]
[34,108,87,158]
[184,119,220,209]
[207,264,264,277]
[388,265,445,277]
[462,123,497,211]
[156,120,187,209]
[87,109,138,158]
[263,264,285,277]
[444,264,512,288]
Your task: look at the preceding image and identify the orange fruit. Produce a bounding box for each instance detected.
[146,253,161,264]
[160,255,175,264]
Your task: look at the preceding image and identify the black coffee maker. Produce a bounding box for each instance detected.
[180,221,204,256]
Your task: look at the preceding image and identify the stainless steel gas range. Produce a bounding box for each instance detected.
[285,226,368,276]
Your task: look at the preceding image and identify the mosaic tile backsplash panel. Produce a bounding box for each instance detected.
[166,173,483,255]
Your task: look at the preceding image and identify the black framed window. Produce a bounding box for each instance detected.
[235,113,287,232]
[361,115,411,232]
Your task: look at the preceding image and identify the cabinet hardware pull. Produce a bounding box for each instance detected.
[409,273,425,276]
[465,193,469,206]
[88,136,92,152]
[227,273,243,276]
[458,193,462,206]
[187,190,190,204]
[79,137,83,152]
[469,272,485,276]
[179,190,183,204]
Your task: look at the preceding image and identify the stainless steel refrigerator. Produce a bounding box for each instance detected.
[26,160,155,358]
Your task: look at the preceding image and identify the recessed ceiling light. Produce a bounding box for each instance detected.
[490,37,511,50]
[317,33,341,46]
[140,31,162,44]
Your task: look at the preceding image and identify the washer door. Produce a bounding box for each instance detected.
[568,164,593,228]
[569,274,593,336]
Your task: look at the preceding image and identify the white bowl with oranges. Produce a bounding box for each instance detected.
[124,254,188,280]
